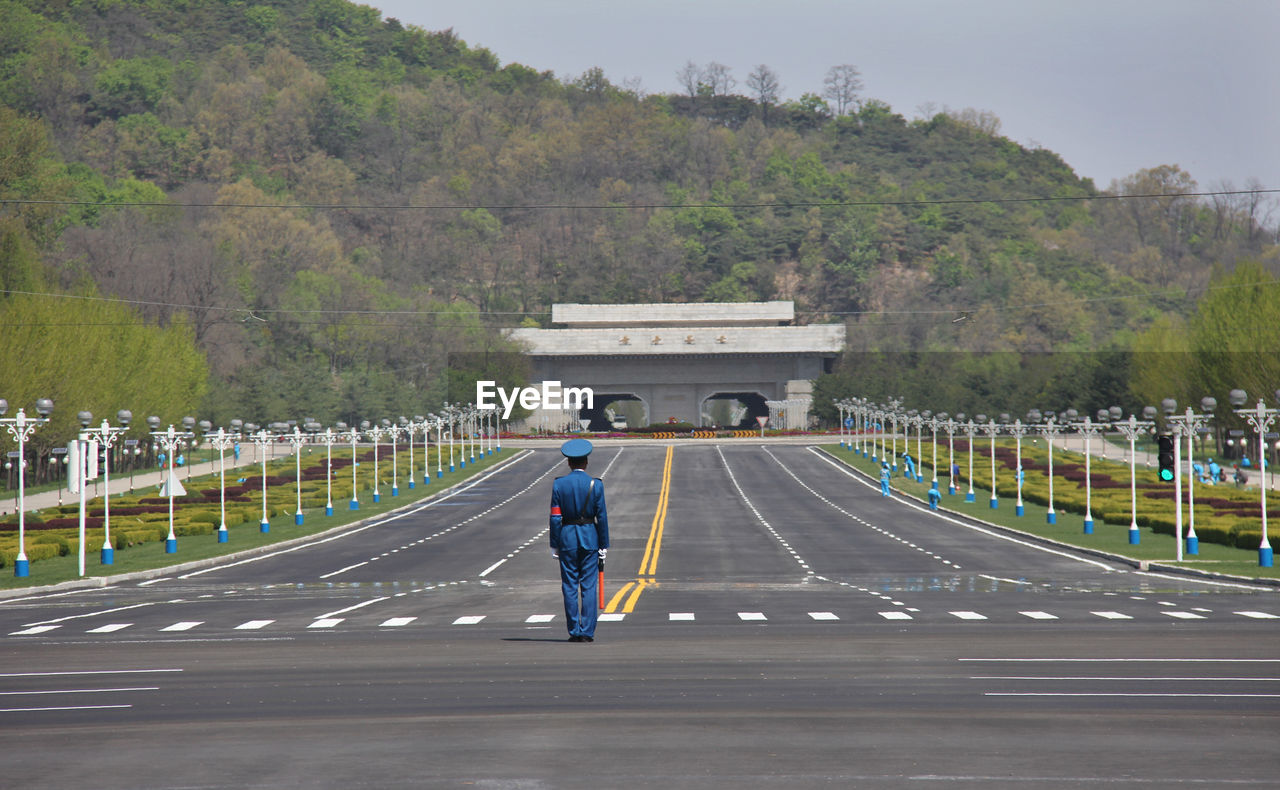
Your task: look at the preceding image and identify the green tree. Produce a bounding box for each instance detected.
[0,293,207,462]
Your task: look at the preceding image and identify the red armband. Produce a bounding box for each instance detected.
[550,506,561,516]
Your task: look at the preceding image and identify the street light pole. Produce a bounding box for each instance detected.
[285,424,308,525]
[367,420,385,503]
[148,416,194,553]
[1230,389,1279,567]
[79,411,132,565]
[0,399,53,577]
[1007,417,1030,516]
[1042,416,1063,525]
[979,417,999,509]
[386,418,402,497]
[207,421,240,543]
[1112,409,1156,545]
[250,425,274,533]
[1074,413,1105,534]
[929,413,945,491]
[964,418,977,503]
[945,417,958,495]
[345,422,361,510]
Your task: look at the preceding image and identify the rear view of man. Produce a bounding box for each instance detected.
[549,438,610,642]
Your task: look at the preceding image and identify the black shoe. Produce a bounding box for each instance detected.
[583,635,594,642]
[567,635,583,642]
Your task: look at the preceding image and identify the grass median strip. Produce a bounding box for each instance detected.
[0,449,517,590]
[821,444,1280,582]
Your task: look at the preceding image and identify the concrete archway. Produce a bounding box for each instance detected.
[701,391,768,429]
[580,393,648,431]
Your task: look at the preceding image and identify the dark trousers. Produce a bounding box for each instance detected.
[559,548,599,637]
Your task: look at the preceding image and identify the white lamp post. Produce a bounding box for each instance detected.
[1074,412,1106,534]
[147,415,194,552]
[1229,388,1279,567]
[945,416,959,495]
[928,413,944,491]
[317,423,335,516]
[0,398,53,577]
[906,411,922,482]
[1112,407,1157,545]
[888,397,903,472]
[405,417,418,490]
[1162,398,1216,557]
[284,424,308,525]
[1040,414,1063,525]
[415,415,431,485]
[367,420,385,502]
[445,405,456,472]
[340,422,359,510]
[386,418,403,497]
[964,417,977,503]
[77,410,131,567]
[432,415,444,478]
[978,416,998,509]
[208,420,241,542]
[1007,417,1030,516]
[247,425,275,533]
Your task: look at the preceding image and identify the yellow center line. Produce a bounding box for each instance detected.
[604,446,673,614]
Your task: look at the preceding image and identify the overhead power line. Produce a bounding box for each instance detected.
[1,188,1276,213]
[3,276,1278,329]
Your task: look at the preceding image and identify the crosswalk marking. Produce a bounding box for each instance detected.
[9,625,59,636]
[234,620,276,630]
[379,617,417,628]
[86,623,133,633]
[4,606,1278,638]
[159,621,202,632]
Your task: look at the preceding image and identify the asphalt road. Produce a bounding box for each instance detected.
[2,444,1278,789]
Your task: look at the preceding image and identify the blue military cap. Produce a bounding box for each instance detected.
[561,438,593,459]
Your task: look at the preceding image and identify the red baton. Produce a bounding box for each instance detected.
[597,556,605,609]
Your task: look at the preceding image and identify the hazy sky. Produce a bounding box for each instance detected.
[372,0,1279,190]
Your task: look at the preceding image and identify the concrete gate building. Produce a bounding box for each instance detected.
[507,301,845,431]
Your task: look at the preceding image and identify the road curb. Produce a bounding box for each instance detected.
[814,446,1280,590]
[0,449,533,600]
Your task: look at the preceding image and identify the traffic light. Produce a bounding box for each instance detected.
[1157,434,1175,482]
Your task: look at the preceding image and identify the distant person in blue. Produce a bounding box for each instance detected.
[902,452,915,480]
[1208,458,1220,483]
[549,438,610,643]
[880,461,891,497]
[928,486,941,510]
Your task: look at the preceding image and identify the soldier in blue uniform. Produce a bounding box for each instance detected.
[879,461,891,497]
[549,438,610,642]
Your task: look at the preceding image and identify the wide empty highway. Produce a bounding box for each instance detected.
[2,443,1277,789]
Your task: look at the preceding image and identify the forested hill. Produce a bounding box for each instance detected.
[1,0,1277,431]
